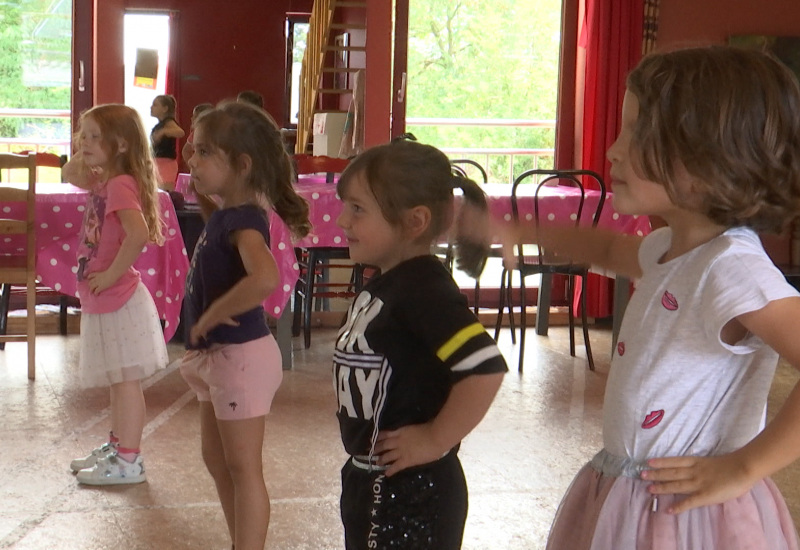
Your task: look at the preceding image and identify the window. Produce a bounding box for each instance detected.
[285,16,310,127]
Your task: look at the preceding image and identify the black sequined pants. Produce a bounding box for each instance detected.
[340,451,468,549]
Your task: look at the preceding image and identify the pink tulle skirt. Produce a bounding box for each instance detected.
[547,452,799,550]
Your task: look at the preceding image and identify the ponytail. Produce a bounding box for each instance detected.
[452,176,490,278]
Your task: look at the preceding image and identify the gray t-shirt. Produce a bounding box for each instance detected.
[603,226,798,461]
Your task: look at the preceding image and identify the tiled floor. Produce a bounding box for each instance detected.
[1,324,800,549]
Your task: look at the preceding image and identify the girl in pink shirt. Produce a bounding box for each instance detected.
[63,104,169,486]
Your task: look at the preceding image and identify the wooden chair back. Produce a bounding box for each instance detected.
[293,154,350,182]
[0,152,38,379]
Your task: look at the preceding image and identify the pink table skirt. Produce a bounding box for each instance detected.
[0,183,189,341]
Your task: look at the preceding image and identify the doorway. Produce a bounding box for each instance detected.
[123,12,171,131]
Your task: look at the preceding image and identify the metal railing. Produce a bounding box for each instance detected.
[406,117,556,182]
[0,108,71,156]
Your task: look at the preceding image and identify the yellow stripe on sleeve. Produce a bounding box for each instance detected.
[436,322,486,362]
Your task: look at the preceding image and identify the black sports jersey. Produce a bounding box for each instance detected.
[333,255,508,458]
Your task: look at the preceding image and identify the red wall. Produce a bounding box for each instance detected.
[657,0,800,264]
[95,0,313,131]
[658,0,800,48]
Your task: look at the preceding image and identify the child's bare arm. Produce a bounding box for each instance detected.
[644,296,800,513]
[189,228,279,345]
[458,202,644,279]
[62,153,97,190]
[375,372,504,477]
[506,222,644,279]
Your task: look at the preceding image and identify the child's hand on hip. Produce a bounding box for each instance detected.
[641,453,755,514]
[189,313,239,346]
[87,270,115,295]
[375,423,448,477]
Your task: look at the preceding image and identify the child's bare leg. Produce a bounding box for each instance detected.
[200,402,235,541]
[109,380,145,449]
[218,415,268,550]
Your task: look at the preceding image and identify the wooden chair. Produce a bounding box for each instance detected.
[0,152,73,337]
[291,154,365,348]
[494,169,606,372]
[0,153,38,379]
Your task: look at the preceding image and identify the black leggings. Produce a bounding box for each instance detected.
[340,452,468,550]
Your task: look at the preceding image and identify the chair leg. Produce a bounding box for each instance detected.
[580,274,595,371]
[59,295,68,335]
[473,279,481,316]
[0,284,9,351]
[567,275,576,357]
[494,269,507,340]
[303,250,317,349]
[506,270,516,344]
[26,282,35,380]
[518,276,527,372]
[292,282,303,337]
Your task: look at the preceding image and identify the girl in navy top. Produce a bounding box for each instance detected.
[181,101,310,550]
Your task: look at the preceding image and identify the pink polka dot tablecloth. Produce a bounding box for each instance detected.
[264,177,348,318]
[483,183,651,238]
[174,175,650,322]
[0,183,189,341]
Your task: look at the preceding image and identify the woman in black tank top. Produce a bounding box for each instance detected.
[150,94,185,191]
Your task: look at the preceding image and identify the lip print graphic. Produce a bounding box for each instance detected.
[661,291,678,311]
[642,410,664,429]
[617,342,625,356]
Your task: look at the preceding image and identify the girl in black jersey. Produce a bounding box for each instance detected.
[334,140,508,549]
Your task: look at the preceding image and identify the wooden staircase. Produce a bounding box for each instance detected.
[296,0,366,154]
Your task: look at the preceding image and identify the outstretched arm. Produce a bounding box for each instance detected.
[644,296,800,514]
[375,372,504,477]
[458,202,644,279]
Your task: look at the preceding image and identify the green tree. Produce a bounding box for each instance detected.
[0,0,71,143]
[407,0,561,179]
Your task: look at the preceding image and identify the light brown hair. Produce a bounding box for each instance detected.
[194,101,311,238]
[78,104,165,245]
[627,45,800,233]
[154,94,178,119]
[337,140,489,277]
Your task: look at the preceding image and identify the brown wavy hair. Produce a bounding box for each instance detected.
[337,140,489,277]
[78,104,165,245]
[627,45,800,233]
[194,101,311,239]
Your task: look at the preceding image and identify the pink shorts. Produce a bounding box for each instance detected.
[180,336,283,420]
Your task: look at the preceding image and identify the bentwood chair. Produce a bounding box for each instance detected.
[495,169,606,372]
[292,154,366,348]
[0,152,38,379]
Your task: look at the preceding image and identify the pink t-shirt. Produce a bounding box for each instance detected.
[76,174,143,314]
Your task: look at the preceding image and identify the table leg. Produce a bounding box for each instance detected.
[535,274,552,336]
[612,275,630,349]
[277,305,293,370]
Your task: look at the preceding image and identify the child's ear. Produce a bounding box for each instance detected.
[237,153,253,176]
[404,205,432,239]
[116,138,128,154]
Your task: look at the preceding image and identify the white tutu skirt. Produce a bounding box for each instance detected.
[79,282,169,388]
[547,454,799,550]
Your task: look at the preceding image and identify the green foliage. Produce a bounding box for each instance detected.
[0,1,71,140]
[408,0,561,180]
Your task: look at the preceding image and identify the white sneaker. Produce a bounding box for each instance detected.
[70,443,116,473]
[76,452,146,486]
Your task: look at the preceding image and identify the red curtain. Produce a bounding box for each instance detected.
[577,0,644,318]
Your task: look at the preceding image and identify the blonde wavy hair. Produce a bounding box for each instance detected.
[78,104,165,245]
